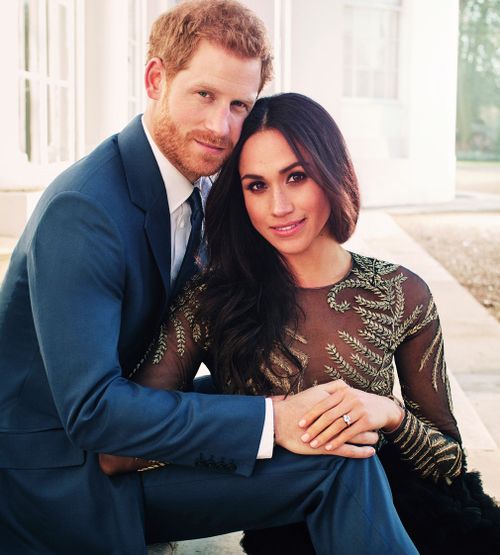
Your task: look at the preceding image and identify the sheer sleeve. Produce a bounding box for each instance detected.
[386,273,463,482]
[129,277,211,391]
[99,278,211,475]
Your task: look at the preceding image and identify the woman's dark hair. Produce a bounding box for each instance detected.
[201,92,360,394]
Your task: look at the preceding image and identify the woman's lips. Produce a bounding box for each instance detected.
[270,218,306,237]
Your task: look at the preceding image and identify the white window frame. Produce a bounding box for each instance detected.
[17,0,76,165]
[342,0,402,101]
[128,0,147,120]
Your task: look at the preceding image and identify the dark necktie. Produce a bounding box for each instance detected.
[187,186,203,261]
[171,186,204,297]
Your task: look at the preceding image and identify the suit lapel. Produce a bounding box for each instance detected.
[117,116,172,313]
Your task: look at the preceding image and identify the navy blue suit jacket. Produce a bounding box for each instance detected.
[0,117,265,554]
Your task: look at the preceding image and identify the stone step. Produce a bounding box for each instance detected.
[0,189,43,236]
[174,533,243,554]
[147,533,244,554]
[0,236,16,282]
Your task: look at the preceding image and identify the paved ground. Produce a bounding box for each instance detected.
[392,162,500,322]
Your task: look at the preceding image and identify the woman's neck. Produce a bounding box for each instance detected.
[285,239,352,288]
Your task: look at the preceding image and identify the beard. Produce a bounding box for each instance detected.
[152,102,234,182]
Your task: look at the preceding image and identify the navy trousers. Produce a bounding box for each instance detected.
[142,446,418,555]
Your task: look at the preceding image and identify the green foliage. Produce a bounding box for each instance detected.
[457,0,500,160]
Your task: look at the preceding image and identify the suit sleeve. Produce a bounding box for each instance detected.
[27,191,264,476]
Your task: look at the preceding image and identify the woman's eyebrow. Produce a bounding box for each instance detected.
[279,162,303,174]
[241,162,303,181]
[240,173,263,181]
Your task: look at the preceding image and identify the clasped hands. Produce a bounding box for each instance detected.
[99,379,404,475]
[272,379,404,458]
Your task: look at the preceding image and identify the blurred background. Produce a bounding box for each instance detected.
[0,0,498,225]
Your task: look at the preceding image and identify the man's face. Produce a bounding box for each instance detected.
[152,40,262,182]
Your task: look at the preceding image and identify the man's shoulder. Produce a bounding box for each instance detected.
[45,115,148,201]
[37,131,139,221]
[51,135,123,197]
[22,134,135,244]
[25,117,163,240]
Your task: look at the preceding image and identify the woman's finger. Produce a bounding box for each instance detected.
[309,407,364,448]
[301,399,352,444]
[298,388,346,429]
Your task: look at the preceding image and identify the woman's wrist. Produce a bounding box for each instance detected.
[381,395,405,434]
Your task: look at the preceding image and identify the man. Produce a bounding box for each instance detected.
[0,1,417,553]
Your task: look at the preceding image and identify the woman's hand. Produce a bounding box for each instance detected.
[298,380,404,451]
[272,383,376,458]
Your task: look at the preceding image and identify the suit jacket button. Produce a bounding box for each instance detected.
[195,454,206,467]
[207,456,216,469]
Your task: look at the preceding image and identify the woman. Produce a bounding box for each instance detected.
[101,93,499,554]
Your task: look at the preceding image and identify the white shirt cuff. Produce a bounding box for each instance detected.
[256,398,274,459]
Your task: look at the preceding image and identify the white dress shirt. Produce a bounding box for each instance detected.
[141,118,274,458]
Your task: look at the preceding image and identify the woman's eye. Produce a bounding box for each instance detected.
[246,181,266,192]
[288,171,306,183]
[198,91,210,98]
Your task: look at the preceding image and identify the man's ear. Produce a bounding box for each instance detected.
[145,57,165,101]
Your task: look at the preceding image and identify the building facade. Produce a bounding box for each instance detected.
[0,0,459,236]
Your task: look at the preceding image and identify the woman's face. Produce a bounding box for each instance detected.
[239,129,333,263]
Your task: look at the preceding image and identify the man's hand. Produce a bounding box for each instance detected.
[98,453,153,475]
[272,383,376,458]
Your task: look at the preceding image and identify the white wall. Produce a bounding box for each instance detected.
[244,0,459,207]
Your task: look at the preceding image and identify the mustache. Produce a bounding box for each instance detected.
[188,131,233,150]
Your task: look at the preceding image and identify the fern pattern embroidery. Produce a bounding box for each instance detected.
[324,253,425,396]
[135,253,462,481]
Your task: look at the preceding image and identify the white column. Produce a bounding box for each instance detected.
[84,0,130,153]
[407,0,459,203]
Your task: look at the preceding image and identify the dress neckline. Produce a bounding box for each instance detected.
[295,251,354,291]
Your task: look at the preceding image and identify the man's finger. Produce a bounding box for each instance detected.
[323,421,367,451]
[347,431,379,445]
[329,443,375,459]
[314,379,348,395]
